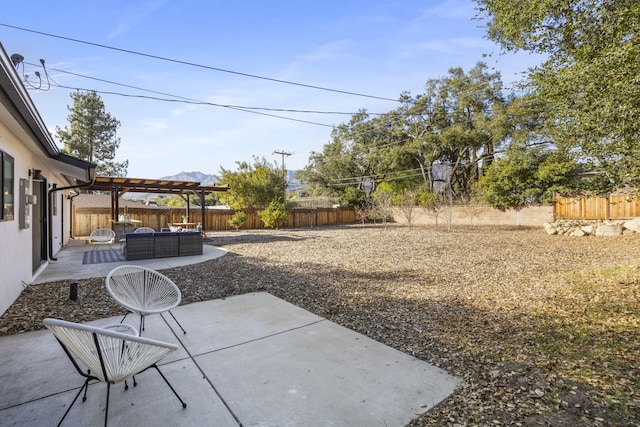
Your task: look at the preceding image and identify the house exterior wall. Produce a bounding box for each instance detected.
[0,42,93,316]
[0,121,39,314]
[0,120,75,314]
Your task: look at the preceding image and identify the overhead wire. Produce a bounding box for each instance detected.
[326,167,425,183]
[36,58,537,167]
[9,28,544,181]
[24,61,386,116]
[319,139,555,187]
[48,81,338,128]
[0,22,399,102]
[23,61,336,127]
[14,43,519,132]
[325,171,428,187]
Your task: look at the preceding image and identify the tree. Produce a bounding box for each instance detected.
[56,91,128,177]
[386,64,510,200]
[299,63,511,203]
[476,143,577,208]
[338,186,371,224]
[371,183,397,227]
[390,92,446,192]
[393,189,418,229]
[299,111,405,198]
[432,63,509,200]
[218,157,285,210]
[417,190,452,229]
[191,192,221,207]
[338,186,368,207]
[475,0,640,191]
[155,195,185,207]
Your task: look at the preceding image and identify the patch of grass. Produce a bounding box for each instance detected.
[525,265,640,411]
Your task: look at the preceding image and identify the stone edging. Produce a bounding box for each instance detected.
[543,218,640,236]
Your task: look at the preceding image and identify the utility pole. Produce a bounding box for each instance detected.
[273,150,292,192]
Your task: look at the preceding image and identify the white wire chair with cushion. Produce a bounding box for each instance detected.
[106,265,187,335]
[89,228,116,251]
[134,227,155,233]
[43,318,186,427]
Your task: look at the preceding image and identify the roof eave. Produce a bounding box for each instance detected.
[0,43,96,184]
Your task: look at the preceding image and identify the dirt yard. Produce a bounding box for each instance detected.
[1,224,638,425]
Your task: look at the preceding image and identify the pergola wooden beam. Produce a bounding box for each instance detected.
[85,176,229,230]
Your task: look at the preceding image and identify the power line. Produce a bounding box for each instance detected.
[327,171,429,187]
[50,81,337,128]
[0,22,399,102]
[18,60,337,127]
[23,61,385,116]
[319,140,556,187]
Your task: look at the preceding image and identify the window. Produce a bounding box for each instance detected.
[2,151,14,221]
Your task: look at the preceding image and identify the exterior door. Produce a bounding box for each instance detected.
[31,179,47,272]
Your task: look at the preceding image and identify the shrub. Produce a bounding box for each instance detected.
[258,201,289,229]
[229,211,247,230]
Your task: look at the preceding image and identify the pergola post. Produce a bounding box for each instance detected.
[199,189,206,230]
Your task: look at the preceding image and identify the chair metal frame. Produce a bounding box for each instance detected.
[106,265,187,335]
[43,318,186,427]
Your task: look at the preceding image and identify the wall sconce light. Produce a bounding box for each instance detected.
[29,169,43,181]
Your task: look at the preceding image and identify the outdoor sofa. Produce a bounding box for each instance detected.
[124,231,203,260]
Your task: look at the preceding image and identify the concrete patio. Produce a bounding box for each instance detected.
[34,237,228,284]
[0,239,461,426]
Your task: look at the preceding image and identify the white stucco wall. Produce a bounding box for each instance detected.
[0,122,71,315]
[0,123,35,314]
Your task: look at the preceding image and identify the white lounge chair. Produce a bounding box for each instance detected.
[43,318,186,426]
[89,228,116,251]
[105,265,187,335]
[134,227,155,233]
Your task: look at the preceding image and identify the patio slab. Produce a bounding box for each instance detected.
[34,238,227,283]
[0,292,460,426]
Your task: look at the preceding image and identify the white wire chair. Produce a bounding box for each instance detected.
[105,265,187,335]
[134,227,155,233]
[89,228,116,251]
[43,318,186,427]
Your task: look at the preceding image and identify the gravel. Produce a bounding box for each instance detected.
[1,224,639,426]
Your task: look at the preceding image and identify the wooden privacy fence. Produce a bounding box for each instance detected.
[72,206,356,237]
[554,195,640,220]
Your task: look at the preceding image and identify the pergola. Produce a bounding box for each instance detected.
[85,176,229,230]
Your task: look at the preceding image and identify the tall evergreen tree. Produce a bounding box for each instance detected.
[56,90,128,177]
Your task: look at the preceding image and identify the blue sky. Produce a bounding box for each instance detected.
[1,0,543,179]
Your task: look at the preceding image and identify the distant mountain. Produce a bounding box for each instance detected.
[122,171,222,200]
[159,171,220,185]
[160,170,304,190]
[287,170,304,191]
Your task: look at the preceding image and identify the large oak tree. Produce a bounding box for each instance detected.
[475,0,640,191]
